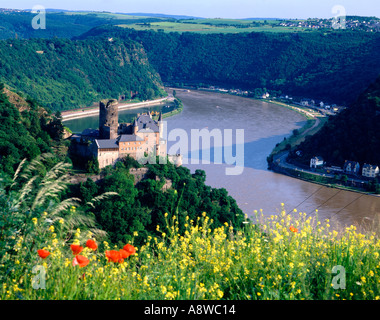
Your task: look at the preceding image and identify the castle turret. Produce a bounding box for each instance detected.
[99,99,119,139]
[158,112,163,139]
[133,118,138,135]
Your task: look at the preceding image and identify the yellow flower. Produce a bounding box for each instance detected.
[165,292,175,300]
[32,217,37,225]
[48,225,54,232]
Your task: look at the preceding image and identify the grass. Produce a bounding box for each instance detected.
[118,21,312,34]
[62,11,160,20]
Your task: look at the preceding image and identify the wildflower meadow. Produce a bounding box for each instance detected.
[0,159,379,300]
[1,205,380,300]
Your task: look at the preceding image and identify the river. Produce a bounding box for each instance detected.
[63,89,380,230]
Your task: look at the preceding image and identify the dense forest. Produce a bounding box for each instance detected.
[288,75,380,167]
[64,157,245,246]
[0,37,165,111]
[0,84,67,175]
[78,25,380,105]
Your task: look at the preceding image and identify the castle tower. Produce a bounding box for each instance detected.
[133,118,138,135]
[158,112,163,139]
[99,99,119,139]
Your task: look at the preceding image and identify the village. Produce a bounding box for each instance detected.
[277,16,380,32]
[310,157,379,180]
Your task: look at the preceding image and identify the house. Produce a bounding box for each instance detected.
[301,99,314,107]
[343,160,360,175]
[362,164,379,178]
[310,156,324,168]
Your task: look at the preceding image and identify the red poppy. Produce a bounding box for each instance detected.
[123,244,136,256]
[289,225,298,233]
[86,239,98,251]
[37,249,51,259]
[119,249,130,259]
[70,244,83,255]
[72,255,89,267]
[105,250,124,263]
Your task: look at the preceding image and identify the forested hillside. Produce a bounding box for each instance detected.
[65,157,245,246]
[0,84,66,175]
[0,11,164,39]
[0,37,165,111]
[288,75,380,167]
[79,26,380,105]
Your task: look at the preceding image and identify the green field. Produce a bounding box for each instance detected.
[63,11,158,20]
[119,19,311,34]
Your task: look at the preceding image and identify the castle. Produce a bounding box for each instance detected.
[71,99,180,169]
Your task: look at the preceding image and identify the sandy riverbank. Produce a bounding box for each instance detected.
[61,96,173,121]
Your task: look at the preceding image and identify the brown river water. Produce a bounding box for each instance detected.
[64,89,380,230]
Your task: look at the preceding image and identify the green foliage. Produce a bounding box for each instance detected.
[0,156,107,284]
[71,159,245,247]
[85,157,100,174]
[0,88,65,175]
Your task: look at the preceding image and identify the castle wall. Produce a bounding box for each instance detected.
[97,148,119,169]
